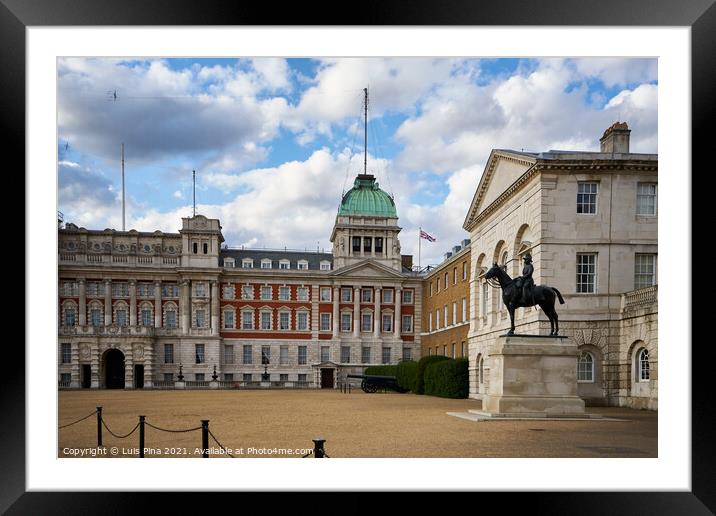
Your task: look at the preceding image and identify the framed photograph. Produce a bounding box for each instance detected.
[8,0,709,512]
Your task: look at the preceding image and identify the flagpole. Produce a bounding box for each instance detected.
[418,226,421,272]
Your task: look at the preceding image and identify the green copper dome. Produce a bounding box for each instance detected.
[338,174,397,217]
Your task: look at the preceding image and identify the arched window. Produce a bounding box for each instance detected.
[478,355,484,384]
[577,351,594,382]
[638,348,650,381]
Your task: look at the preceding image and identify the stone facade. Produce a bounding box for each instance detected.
[463,123,658,410]
[420,244,471,359]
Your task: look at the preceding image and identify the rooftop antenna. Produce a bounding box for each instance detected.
[363,87,368,175]
[121,143,125,231]
[193,169,196,217]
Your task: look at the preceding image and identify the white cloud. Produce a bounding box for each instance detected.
[571,58,657,88]
[173,190,184,199]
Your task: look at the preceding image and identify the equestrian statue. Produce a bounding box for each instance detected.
[484,253,565,335]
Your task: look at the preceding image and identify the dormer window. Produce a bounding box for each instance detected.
[224,258,235,268]
[297,260,309,270]
[320,261,331,271]
[279,259,290,269]
[242,258,254,268]
[261,259,272,269]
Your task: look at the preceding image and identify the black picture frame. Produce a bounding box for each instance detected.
[5,0,708,512]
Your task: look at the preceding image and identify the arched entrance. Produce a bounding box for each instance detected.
[103,349,125,389]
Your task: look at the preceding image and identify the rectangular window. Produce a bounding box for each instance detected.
[382,313,393,332]
[444,272,449,290]
[243,345,253,365]
[261,346,271,364]
[164,373,173,382]
[634,254,657,289]
[279,261,290,269]
[375,237,383,253]
[429,283,433,297]
[382,347,391,364]
[115,309,127,327]
[461,342,465,357]
[320,287,331,301]
[280,346,289,365]
[241,285,253,299]
[261,311,272,330]
[577,182,598,214]
[195,373,205,382]
[297,312,308,331]
[165,310,177,329]
[462,261,467,280]
[297,261,308,270]
[298,373,307,382]
[223,285,235,299]
[243,373,252,382]
[224,345,234,364]
[195,344,205,364]
[279,312,290,330]
[224,258,235,268]
[112,282,130,297]
[363,237,372,253]
[261,260,272,269]
[361,288,373,302]
[62,281,79,297]
[402,315,413,333]
[320,346,330,362]
[436,309,440,329]
[297,287,309,301]
[428,312,433,332]
[462,298,467,322]
[61,343,71,364]
[195,310,205,328]
[91,309,102,326]
[352,237,361,252]
[162,284,179,298]
[341,313,352,332]
[320,313,331,331]
[436,278,440,293]
[444,305,448,326]
[164,343,174,364]
[482,282,489,316]
[402,290,413,304]
[298,346,307,365]
[453,267,457,285]
[402,347,412,361]
[279,286,290,301]
[195,283,206,297]
[142,309,153,327]
[65,308,76,327]
[223,311,234,329]
[636,183,657,216]
[576,253,597,293]
[261,286,272,300]
[382,289,393,303]
[280,373,289,382]
[341,346,351,363]
[224,373,234,382]
[242,259,253,269]
[452,302,457,325]
[451,343,456,358]
[320,262,331,271]
[362,347,371,364]
[242,311,254,330]
[361,313,373,332]
[341,288,352,302]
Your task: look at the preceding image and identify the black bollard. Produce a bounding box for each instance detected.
[201,420,210,458]
[96,406,103,447]
[312,438,326,458]
[139,416,145,458]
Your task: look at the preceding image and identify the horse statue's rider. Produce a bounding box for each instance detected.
[513,253,535,305]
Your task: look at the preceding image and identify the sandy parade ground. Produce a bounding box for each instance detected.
[58,389,657,458]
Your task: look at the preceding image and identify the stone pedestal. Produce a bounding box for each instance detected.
[478,335,585,417]
[174,381,186,390]
[209,381,219,389]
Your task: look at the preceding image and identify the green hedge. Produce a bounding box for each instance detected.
[396,360,418,392]
[424,358,469,398]
[415,355,451,394]
[364,365,398,377]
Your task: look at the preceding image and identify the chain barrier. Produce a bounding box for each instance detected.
[58,409,97,429]
[208,429,235,458]
[101,419,140,439]
[144,421,203,433]
[302,450,313,458]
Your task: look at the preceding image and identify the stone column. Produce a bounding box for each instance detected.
[394,287,402,338]
[78,278,87,326]
[181,279,190,334]
[129,280,137,326]
[154,280,162,328]
[104,279,112,326]
[352,287,360,338]
[332,286,340,338]
[373,287,381,338]
[211,281,220,336]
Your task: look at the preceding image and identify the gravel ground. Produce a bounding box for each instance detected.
[58,390,657,458]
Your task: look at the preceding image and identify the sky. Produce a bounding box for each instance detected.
[57,57,657,266]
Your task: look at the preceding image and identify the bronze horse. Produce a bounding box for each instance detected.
[484,263,565,335]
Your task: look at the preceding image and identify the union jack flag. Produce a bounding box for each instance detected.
[419,229,436,242]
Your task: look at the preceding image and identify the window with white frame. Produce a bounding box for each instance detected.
[638,348,650,381]
[576,253,597,293]
[320,261,331,271]
[453,267,457,285]
[62,281,79,297]
[462,298,467,322]
[241,311,254,330]
[361,312,373,332]
[428,312,433,332]
[162,283,179,298]
[296,311,309,331]
[194,309,206,328]
[136,282,153,297]
[297,260,309,270]
[243,345,253,364]
[164,343,174,364]
[61,343,71,364]
[279,259,290,269]
[452,302,457,325]
[577,182,598,214]
[636,183,657,216]
[242,285,254,299]
[260,311,272,330]
[444,305,448,326]
[402,290,413,304]
[320,313,331,331]
[242,258,254,268]
[577,351,594,382]
[382,289,393,303]
[261,286,272,300]
[320,287,331,301]
[436,309,440,329]
[280,345,289,365]
[223,309,235,329]
[341,346,351,363]
[634,254,657,289]
[429,283,433,296]
[298,346,307,365]
[86,281,105,297]
[382,313,393,332]
[444,272,449,290]
[194,283,206,297]
[402,347,412,361]
[112,282,130,297]
[463,261,467,280]
[261,346,271,364]
[223,285,235,299]
[224,258,235,268]
[279,311,290,330]
[382,347,391,364]
[297,287,309,301]
[402,315,413,333]
[195,344,205,364]
[340,312,352,332]
[224,344,234,364]
[261,259,272,269]
[361,288,373,303]
[279,286,290,301]
[341,288,352,302]
[320,346,330,362]
[362,347,371,364]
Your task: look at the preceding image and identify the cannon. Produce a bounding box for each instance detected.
[346,374,402,394]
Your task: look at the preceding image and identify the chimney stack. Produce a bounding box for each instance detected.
[600,121,631,154]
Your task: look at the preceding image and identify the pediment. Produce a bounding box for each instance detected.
[331,260,404,279]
